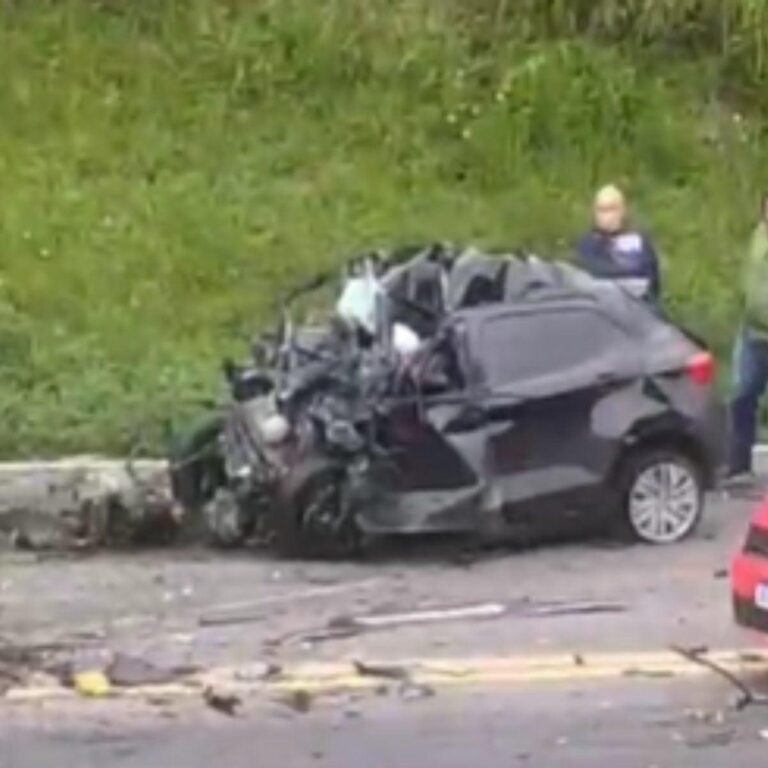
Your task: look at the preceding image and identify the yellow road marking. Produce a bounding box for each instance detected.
[5,648,768,702]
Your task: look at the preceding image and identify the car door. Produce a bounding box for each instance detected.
[379,324,479,494]
[471,302,633,519]
[357,324,489,534]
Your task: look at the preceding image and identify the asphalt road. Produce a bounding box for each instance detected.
[2,490,768,766]
[5,678,768,768]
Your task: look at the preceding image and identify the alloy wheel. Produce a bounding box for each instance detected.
[628,461,701,544]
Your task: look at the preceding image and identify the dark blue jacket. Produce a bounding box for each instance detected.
[576,229,661,302]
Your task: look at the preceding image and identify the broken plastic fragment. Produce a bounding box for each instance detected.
[73,670,111,697]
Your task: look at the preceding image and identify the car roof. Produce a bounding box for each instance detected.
[442,251,650,327]
[367,244,664,337]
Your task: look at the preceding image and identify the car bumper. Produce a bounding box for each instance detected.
[732,552,768,634]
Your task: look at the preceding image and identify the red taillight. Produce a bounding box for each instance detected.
[686,351,716,386]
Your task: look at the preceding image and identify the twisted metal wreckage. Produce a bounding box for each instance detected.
[169,243,723,557]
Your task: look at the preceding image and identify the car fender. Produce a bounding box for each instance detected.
[610,412,714,486]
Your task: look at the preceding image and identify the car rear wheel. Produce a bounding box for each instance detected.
[617,449,703,544]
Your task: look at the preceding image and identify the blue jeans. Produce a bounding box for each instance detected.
[729,327,768,473]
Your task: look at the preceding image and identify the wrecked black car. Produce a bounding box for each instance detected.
[170,245,724,557]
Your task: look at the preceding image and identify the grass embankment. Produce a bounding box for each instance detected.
[0,0,766,455]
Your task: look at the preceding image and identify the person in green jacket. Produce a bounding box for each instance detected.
[728,194,768,480]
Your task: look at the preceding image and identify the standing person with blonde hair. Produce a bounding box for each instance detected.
[576,185,661,302]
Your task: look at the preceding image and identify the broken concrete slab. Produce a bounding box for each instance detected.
[0,458,178,549]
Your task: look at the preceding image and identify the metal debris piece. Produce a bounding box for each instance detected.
[203,686,242,716]
[297,598,626,646]
[303,620,363,643]
[670,645,768,710]
[523,600,627,618]
[338,603,508,631]
[198,612,267,628]
[352,661,411,681]
[279,689,313,714]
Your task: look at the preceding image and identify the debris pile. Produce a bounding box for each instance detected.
[0,458,179,550]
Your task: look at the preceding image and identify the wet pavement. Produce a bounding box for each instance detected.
[2,491,768,766]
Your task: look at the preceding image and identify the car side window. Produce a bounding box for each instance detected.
[478,308,624,389]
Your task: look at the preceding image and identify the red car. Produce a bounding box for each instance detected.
[733,497,768,634]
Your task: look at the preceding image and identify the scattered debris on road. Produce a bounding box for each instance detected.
[397,680,435,701]
[197,579,385,628]
[341,603,509,630]
[0,640,74,695]
[279,688,313,714]
[303,598,628,645]
[353,660,411,681]
[106,653,186,688]
[524,600,628,618]
[233,661,282,683]
[73,670,111,698]
[670,644,768,710]
[350,659,436,702]
[203,686,242,716]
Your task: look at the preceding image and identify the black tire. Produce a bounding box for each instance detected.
[614,447,704,544]
[274,458,360,559]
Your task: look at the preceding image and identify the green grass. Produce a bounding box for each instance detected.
[0,0,766,456]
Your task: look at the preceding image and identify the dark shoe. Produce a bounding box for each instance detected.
[722,470,757,488]
[722,470,761,498]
